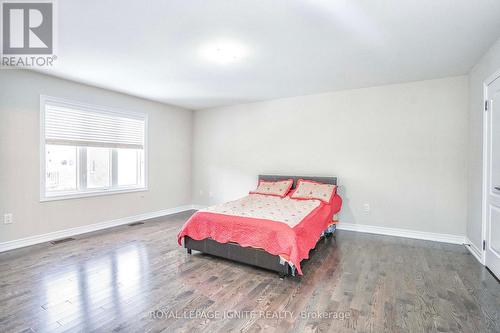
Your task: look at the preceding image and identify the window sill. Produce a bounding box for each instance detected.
[40,187,148,202]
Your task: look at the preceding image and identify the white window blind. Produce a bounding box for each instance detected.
[44,103,145,149]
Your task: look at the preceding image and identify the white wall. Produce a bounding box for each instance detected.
[0,70,474,244]
[192,76,469,236]
[0,70,192,243]
[467,37,500,249]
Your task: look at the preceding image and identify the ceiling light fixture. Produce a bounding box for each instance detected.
[200,39,249,65]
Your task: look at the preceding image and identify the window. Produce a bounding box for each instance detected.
[40,96,147,201]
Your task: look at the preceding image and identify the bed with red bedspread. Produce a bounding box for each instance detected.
[178,176,342,276]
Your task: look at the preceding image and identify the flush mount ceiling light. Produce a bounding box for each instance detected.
[200,40,249,65]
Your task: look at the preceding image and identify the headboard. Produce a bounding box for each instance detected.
[258,175,337,189]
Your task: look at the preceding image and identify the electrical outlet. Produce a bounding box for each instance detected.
[4,213,13,224]
[363,203,370,214]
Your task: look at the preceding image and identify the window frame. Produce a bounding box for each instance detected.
[40,95,148,202]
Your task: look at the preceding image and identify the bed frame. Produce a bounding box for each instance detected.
[184,175,338,277]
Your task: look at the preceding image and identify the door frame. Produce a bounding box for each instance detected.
[481,68,500,266]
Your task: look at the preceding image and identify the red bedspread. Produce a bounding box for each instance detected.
[177,194,342,275]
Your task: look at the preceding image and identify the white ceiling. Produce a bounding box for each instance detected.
[39,0,500,110]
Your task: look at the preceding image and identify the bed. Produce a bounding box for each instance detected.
[177,175,341,277]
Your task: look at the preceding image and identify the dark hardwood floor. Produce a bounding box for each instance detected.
[0,211,499,333]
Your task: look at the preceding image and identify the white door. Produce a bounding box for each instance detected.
[485,75,500,279]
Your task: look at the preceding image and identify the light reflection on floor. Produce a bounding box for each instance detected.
[40,243,149,331]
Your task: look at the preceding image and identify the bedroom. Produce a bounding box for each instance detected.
[0,1,499,332]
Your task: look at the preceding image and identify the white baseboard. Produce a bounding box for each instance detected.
[1,205,475,256]
[464,237,485,264]
[0,205,196,253]
[336,222,466,245]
